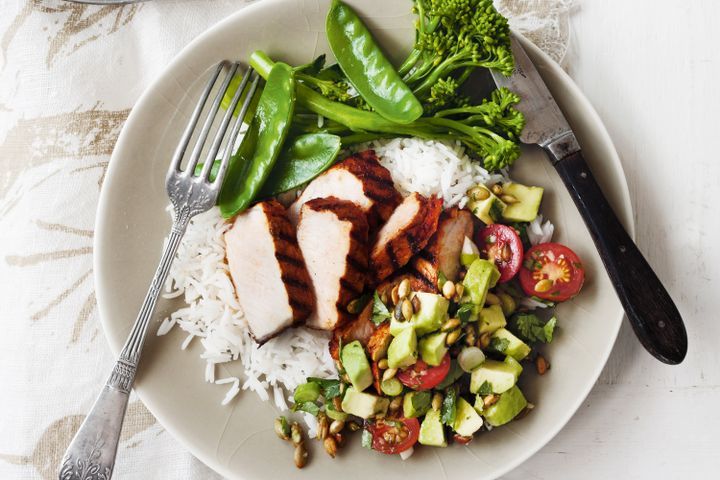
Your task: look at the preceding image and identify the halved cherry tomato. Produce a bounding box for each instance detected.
[477,224,524,283]
[519,243,585,302]
[367,417,420,454]
[396,353,451,390]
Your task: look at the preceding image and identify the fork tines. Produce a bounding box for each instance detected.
[168,61,260,188]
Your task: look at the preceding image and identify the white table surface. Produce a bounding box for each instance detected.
[507,1,720,478]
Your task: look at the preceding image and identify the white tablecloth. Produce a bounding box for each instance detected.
[6,1,717,479]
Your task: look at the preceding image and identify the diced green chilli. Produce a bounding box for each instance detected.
[380,377,403,396]
[219,62,296,218]
[326,0,423,124]
[293,382,321,403]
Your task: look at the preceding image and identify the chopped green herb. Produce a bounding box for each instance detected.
[477,381,493,396]
[292,401,320,416]
[456,303,476,324]
[489,336,510,353]
[440,387,458,426]
[307,377,342,399]
[510,313,557,344]
[371,291,392,326]
[361,429,373,449]
[411,391,432,412]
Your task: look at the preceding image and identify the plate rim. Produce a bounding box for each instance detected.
[94,2,634,478]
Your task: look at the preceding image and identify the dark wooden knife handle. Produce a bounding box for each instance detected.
[553,150,687,364]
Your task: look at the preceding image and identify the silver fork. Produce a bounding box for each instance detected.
[59,61,260,480]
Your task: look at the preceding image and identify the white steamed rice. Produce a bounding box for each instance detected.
[159,138,553,416]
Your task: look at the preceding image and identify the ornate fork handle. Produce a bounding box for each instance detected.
[59,214,190,480]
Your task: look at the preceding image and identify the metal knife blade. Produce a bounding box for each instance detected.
[491,33,580,161]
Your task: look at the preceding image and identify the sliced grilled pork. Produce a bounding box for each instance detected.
[370,193,443,282]
[225,200,314,344]
[288,150,401,229]
[410,207,474,287]
[297,197,369,331]
[329,302,375,361]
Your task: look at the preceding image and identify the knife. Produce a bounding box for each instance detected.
[490,33,688,365]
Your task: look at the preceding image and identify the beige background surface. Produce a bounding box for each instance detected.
[0,1,717,479]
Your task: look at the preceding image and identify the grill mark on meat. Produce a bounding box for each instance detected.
[407,264,438,291]
[339,277,363,296]
[346,254,367,274]
[281,273,311,291]
[275,252,305,269]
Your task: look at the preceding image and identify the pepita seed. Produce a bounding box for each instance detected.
[329,419,345,435]
[318,413,329,440]
[323,436,337,458]
[401,298,414,321]
[536,355,550,375]
[483,394,500,407]
[479,332,491,349]
[380,291,389,305]
[498,293,516,316]
[389,396,403,411]
[398,278,411,300]
[485,292,501,306]
[378,358,389,370]
[464,324,477,347]
[391,285,400,305]
[393,302,405,322]
[455,283,464,299]
[294,444,308,468]
[290,422,303,446]
[441,318,461,332]
[333,396,343,412]
[470,186,490,201]
[274,417,290,441]
[348,421,361,432]
[442,280,456,299]
[534,279,553,293]
[382,368,398,382]
[346,297,364,314]
[446,328,461,346]
[491,184,503,196]
[500,194,518,204]
[411,295,422,314]
[432,393,443,411]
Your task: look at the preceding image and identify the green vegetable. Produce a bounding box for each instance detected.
[477,381,493,396]
[489,336,510,353]
[403,391,432,418]
[219,62,296,217]
[371,291,392,326]
[326,404,349,421]
[249,51,523,171]
[326,0,423,124]
[294,382,321,403]
[306,377,342,399]
[292,401,320,416]
[440,386,458,426]
[435,359,464,390]
[380,377,403,396]
[490,328,531,361]
[419,409,447,447]
[510,313,558,344]
[398,0,514,96]
[341,341,373,391]
[483,385,528,427]
[258,133,341,196]
[453,397,484,436]
[458,346,485,372]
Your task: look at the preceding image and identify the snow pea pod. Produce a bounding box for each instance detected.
[326,0,423,124]
[259,133,341,196]
[219,62,296,218]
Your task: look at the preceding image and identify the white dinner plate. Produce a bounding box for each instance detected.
[95,1,634,478]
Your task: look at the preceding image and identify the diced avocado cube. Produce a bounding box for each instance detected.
[470,359,520,394]
[463,259,500,306]
[341,387,389,419]
[341,341,373,391]
[501,183,544,222]
[419,409,447,447]
[503,355,524,377]
[483,385,528,427]
[460,236,480,267]
[389,315,413,337]
[468,185,507,225]
[403,391,432,418]
[478,304,506,334]
[419,331,448,366]
[387,327,417,369]
[490,328,531,361]
[453,397,483,436]
[411,292,449,336]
